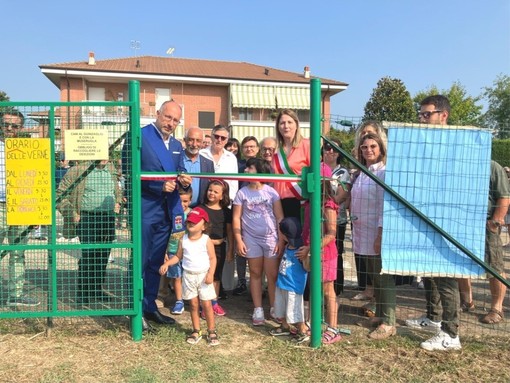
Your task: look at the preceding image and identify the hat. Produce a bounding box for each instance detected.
[279,217,304,248]
[186,207,209,224]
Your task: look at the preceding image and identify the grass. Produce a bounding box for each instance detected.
[1,314,510,383]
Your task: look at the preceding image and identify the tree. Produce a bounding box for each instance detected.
[363,77,415,123]
[0,91,9,102]
[481,74,510,139]
[414,81,483,126]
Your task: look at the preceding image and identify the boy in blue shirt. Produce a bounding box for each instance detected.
[269,217,310,343]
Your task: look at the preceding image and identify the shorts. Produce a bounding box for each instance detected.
[274,287,304,324]
[243,236,278,259]
[485,227,505,275]
[166,254,182,278]
[322,256,338,282]
[182,270,217,301]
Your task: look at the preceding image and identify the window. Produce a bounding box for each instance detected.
[297,109,310,122]
[199,112,215,129]
[239,108,253,120]
[155,88,171,111]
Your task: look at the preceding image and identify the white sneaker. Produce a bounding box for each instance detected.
[252,307,265,326]
[405,316,441,331]
[420,330,462,351]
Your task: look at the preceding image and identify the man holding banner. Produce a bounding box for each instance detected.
[405,95,462,351]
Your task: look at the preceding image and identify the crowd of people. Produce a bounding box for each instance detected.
[1,94,508,350]
[128,97,508,350]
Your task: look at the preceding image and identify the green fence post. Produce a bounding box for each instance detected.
[309,78,322,348]
[128,80,143,341]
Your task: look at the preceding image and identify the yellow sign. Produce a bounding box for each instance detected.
[65,129,109,160]
[5,138,52,225]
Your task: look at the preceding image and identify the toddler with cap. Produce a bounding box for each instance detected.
[159,207,220,346]
[269,216,310,344]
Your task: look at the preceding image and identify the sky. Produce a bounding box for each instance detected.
[2,1,509,121]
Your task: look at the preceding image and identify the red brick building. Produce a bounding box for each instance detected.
[40,53,348,140]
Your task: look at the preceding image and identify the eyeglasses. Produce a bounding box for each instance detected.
[262,147,275,153]
[213,134,228,141]
[1,123,21,129]
[162,115,181,124]
[360,144,378,151]
[418,110,442,119]
[242,145,257,150]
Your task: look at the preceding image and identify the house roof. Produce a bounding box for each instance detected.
[40,55,348,91]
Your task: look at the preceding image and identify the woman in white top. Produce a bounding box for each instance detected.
[350,132,396,340]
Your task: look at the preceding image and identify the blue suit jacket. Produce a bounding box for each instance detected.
[139,123,185,225]
[197,154,215,206]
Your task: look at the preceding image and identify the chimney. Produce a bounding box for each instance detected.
[88,52,96,66]
[304,66,310,79]
[264,68,269,76]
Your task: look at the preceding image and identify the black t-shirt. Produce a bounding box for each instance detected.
[200,205,232,241]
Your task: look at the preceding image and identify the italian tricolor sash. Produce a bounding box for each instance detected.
[274,147,303,200]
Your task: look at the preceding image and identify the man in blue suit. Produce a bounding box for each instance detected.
[125,100,192,326]
[182,126,215,207]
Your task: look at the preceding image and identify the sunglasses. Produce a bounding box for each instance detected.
[213,134,228,141]
[323,143,334,151]
[418,110,442,119]
[1,123,21,129]
[360,144,378,151]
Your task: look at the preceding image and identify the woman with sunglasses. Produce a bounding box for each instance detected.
[350,133,397,339]
[199,125,239,203]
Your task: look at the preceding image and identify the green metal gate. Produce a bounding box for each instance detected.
[0,81,143,340]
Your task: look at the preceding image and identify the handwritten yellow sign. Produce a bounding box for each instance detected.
[5,138,52,225]
[65,129,109,160]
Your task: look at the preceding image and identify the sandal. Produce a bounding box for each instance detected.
[363,302,376,318]
[460,301,475,312]
[480,309,504,324]
[269,326,291,336]
[207,329,220,346]
[322,327,342,344]
[368,324,397,340]
[291,332,310,344]
[186,329,202,345]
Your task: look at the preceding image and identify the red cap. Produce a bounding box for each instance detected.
[186,207,209,224]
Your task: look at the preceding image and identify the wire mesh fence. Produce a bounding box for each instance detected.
[321,121,510,343]
[0,100,139,326]
[1,90,509,349]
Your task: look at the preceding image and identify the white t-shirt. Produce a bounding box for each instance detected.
[199,147,239,202]
[181,233,211,273]
[350,161,385,256]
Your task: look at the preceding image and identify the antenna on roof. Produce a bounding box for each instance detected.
[166,47,175,56]
[130,40,141,56]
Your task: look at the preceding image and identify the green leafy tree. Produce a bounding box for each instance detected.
[0,91,9,102]
[414,81,482,126]
[363,77,415,123]
[481,74,510,139]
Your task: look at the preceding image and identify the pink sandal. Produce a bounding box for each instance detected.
[322,328,342,344]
